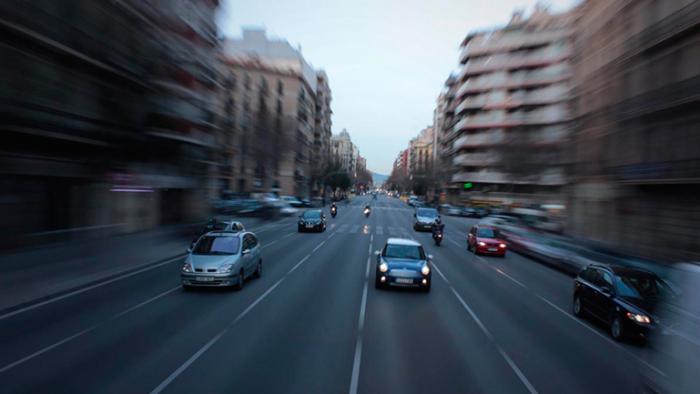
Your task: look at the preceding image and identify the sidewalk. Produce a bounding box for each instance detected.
[0,216,274,313]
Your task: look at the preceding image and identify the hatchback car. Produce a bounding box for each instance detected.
[467,224,507,256]
[573,264,671,341]
[298,209,326,232]
[181,231,262,290]
[413,207,440,231]
[375,238,432,292]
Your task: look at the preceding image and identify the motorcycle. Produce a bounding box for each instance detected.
[432,230,443,246]
[364,207,371,218]
[331,206,337,218]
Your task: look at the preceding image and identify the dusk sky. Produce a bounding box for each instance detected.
[220,0,579,174]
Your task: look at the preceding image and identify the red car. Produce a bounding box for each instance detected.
[467,224,507,257]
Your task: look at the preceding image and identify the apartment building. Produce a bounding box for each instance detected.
[409,127,435,175]
[450,6,576,206]
[223,29,330,198]
[569,0,700,262]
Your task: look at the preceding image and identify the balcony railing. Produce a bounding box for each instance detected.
[453,153,499,166]
[460,29,571,62]
[451,169,566,185]
[457,67,570,97]
[453,131,506,149]
[451,171,508,184]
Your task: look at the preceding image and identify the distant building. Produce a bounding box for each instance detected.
[409,127,434,176]
[449,6,576,206]
[331,129,357,176]
[569,0,700,262]
[222,29,331,198]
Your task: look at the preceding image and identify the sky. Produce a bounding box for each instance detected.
[219,0,579,174]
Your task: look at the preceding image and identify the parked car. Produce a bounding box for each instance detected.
[281,195,304,208]
[181,230,262,290]
[374,238,432,292]
[573,264,672,341]
[467,224,507,257]
[298,209,327,232]
[440,204,462,216]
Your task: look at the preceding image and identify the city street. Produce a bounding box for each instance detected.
[0,196,660,394]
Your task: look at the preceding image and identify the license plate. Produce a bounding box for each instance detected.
[488,248,498,252]
[196,276,214,282]
[396,278,413,284]
[306,224,314,228]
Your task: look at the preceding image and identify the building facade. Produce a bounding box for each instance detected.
[450,6,576,207]
[331,129,357,176]
[223,29,331,198]
[0,0,221,247]
[569,0,700,262]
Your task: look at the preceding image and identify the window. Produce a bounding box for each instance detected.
[602,272,614,289]
[193,236,240,255]
[277,80,284,95]
[242,234,252,251]
[249,234,258,247]
[383,244,426,260]
[477,228,499,238]
[244,74,251,90]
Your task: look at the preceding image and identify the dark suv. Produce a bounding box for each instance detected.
[573,264,671,341]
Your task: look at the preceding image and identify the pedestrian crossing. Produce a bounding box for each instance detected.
[330,224,416,239]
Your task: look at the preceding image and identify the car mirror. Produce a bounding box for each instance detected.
[374,250,381,256]
[428,254,434,260]
[186,247,192,253]
[413,213,417,218]
[241,249,250,255]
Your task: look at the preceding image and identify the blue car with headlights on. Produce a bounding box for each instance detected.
[181,230,262,290]
[375,238,432,292]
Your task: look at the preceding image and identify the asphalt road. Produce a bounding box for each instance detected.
[0,196,662,393]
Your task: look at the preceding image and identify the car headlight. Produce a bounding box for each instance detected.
[478,241,486,247]
[219,264,234,273]
[499,243,506,248]
[421,265,430,275]
[626,312,651,324]
[182,263,192,273]
[379,263,388,273]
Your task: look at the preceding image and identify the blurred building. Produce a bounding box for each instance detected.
[331,129,358,176]
[569,0,700,262]
[0,0,221,247]
[222,29,331,198]
[449,6,576,207]
[434,75,459,200]
[313,71,333,194]
[392,149,410,178]
[408,127,434,175]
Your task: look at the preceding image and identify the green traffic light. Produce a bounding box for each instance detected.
[463,182,473,189]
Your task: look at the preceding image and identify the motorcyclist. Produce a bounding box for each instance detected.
[331,202,338,217]
[431,217,445,236]
[364,203,371,217]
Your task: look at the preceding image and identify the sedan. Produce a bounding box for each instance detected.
[181,231,262,290]
[413,207,440,231]
[298,209,327,232]
[467,224,507,256]
[573,264,671,341]
[375,238,432,292]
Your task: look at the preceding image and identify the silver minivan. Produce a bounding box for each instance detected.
[181,231,262,290]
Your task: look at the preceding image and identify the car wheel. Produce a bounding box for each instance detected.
[374,276,383,289]
[235,270,245,290]
[298,226,303,232]
[182,285,193,292]
[423,282,431,293]
[572,296,585,317]
[254,260,262,278]
[611,315,625,341]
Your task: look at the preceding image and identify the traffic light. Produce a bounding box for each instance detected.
[463,182,473,190]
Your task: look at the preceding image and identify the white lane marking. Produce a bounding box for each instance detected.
[288,255,311,274]
[349,255,371,394]
[349,225,360,234]
[0,285,180,374]
[0,255,185,321]
[497,347,538,394]
[261,232,296,249]
[151,249,313,394]
[431,262,449,285]
[449,238,462,248]
[494,268,528,289]
[537,295,667,378]
[370,234,374,243]
[434,264,538,394]
[0,325,97,374]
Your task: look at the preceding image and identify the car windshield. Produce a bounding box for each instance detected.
[303,210,322,219]
[383,244,425,260]
[477,228,499,238]
[615,274,671,299]
[192,236,240,255]
[417,208,438,217]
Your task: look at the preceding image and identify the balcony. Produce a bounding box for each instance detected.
[457,66,570,97]
[453,153,499,166]
[455,95,489,113]
[453,131,506,149]
[459,46,570,78]
[451,171,508,184]
[454,112,520,131]
[460,29,571,62]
